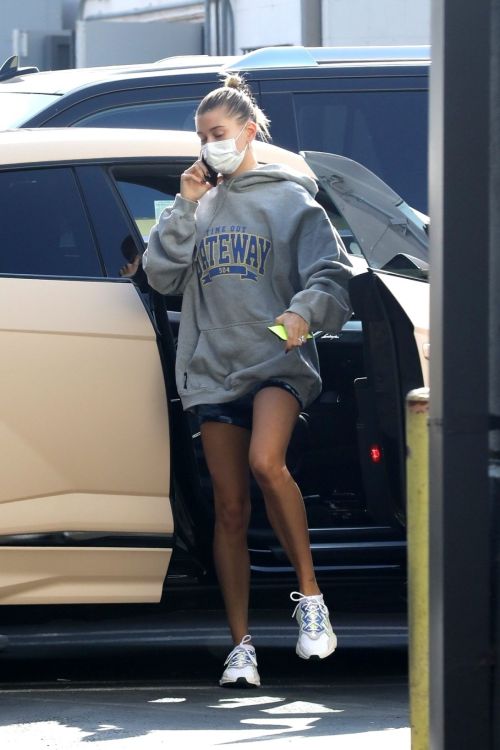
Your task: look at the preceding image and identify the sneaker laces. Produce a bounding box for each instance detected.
[224,634,256,668]
[290,591,329,635]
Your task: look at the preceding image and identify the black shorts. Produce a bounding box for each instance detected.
[192,379,303,431]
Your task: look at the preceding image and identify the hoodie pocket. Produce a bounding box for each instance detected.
[186,319,283,392]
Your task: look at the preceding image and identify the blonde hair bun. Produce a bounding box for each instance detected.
[223,72,250,94]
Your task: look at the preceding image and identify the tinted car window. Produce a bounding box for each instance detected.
[112,166,182,242]
[75,165,144,280]
[0,168,102,276]
[293,90,428,212]
[74,100,199,130]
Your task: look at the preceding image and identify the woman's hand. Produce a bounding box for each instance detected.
[119,253,141,278]
[180,159,216,202]
[275,311,310,352]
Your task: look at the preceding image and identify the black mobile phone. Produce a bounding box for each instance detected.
[201,157,219,187]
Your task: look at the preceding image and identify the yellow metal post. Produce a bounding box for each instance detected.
[406,387,430,750]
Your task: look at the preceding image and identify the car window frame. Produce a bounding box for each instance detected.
[73,158,191,285]
[27,82,217,128]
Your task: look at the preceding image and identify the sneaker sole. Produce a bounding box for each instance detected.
[219,677,260,688]
[295,637,337,661]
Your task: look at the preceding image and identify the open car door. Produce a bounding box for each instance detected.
[303,151,430,525]
[0,277,174,605]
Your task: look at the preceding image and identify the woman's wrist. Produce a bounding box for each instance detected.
[175,193,198,209]
[179,193,198,205]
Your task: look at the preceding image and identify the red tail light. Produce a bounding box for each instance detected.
[370,445,382,464]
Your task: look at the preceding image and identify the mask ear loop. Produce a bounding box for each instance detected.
[236,119,253,151]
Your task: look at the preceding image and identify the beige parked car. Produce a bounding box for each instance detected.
[0,128,429,614]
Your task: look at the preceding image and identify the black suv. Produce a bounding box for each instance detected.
[0,45,429,212]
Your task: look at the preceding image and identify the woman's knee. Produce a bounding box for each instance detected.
[213,492,250,534]
[249,451,287,490]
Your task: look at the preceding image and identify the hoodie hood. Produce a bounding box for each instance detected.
[225,163,318,198]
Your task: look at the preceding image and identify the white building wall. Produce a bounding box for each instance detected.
[76,20,202,66]
[2,0,62,30]
[82,0,204,22]
[231,0,302,53]
[322,0,431,46]
[79,0,431,62]
[1,0,65,69]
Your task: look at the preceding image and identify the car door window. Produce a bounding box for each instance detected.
[0,168,102,276]
[74,99,199,130]
[112,166,183,243]
[75,165,145,281]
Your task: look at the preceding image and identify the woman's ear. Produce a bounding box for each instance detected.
[246,120,258,142]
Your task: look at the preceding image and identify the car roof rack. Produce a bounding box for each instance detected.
[225,45,430,71]
[153,54,235,69]
[0,55,39,82]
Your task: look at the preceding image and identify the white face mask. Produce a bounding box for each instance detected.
[201,121,249,175]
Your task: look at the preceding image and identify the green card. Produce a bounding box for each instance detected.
[267,324,312,341]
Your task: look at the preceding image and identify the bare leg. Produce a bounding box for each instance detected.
[249,387,320,596]
[201,421,252,645]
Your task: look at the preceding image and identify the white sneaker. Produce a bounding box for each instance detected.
[290,591,337,660]
[219,635,261,688]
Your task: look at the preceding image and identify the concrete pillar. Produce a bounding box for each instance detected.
[489,1,500,744]
[428,0,492,746]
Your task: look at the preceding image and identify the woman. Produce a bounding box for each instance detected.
[143,74,353,688]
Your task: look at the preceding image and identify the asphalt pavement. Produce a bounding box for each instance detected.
[0,636,410,748]
[0,590,410,748]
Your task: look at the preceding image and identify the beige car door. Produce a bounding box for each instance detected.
[371,270,429,385]
[0,277,173,605]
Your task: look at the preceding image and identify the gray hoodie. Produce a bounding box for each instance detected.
[143,164,353,410]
